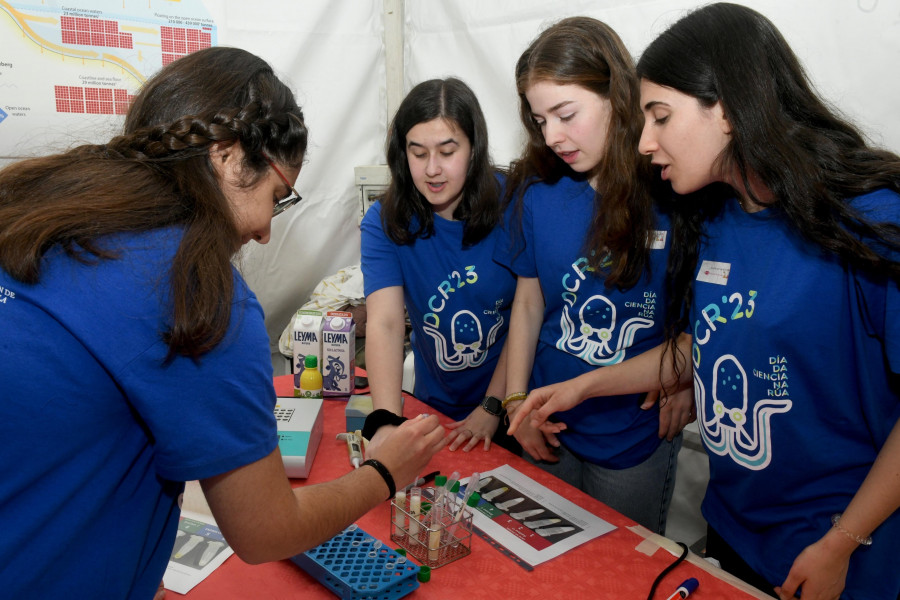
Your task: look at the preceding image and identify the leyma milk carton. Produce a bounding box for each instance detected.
[292,310,323,397]
[322,310,355,397]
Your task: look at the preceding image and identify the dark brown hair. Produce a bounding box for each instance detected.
[638,3,900,381]
[381,78,502,246]
[0,47,308,358]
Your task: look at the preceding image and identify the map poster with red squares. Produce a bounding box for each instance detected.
[0,0,218,155]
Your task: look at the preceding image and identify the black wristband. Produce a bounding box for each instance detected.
[361,409,408,441]
[361,458,396,500]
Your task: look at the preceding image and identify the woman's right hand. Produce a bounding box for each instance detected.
[367,413,447,490]
[506,380,585,436]
[363,423,395,459]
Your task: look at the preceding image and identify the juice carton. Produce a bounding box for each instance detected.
[322,310,356,398]
[292,310,323,397]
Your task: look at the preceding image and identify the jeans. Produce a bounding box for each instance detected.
[526,433,682,535]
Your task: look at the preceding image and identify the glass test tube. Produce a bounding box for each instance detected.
[427,504,444,562]
[408,486,422,536]
[393,489,407,537]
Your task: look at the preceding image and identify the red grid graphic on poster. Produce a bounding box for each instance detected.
[60,16,133,49]
[54,85,84,113]
[113,89,131,115]
[55,85,135,115]
[160,26,211,65]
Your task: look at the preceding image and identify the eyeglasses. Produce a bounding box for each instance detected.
[262,153,303,217]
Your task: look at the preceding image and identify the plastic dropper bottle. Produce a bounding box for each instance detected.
[299,354,323,399]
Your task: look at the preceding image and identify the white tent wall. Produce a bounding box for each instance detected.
[206,1,391,375]
[405,0,900,166]
[0,0,393,374]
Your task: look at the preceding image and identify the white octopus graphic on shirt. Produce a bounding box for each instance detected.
[695,354,792,470]
[424,309,503,371]
[557,293,653,365]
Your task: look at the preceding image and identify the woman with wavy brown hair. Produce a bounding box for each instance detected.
[0,47,444,599]
[497,17,692,535]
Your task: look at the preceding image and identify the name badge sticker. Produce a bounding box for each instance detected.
[648,230,667,250]
[696,260,731,285]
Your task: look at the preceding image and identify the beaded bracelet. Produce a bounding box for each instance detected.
[362,458,396,501]
[831,513,873,546]
[502,391,528,409]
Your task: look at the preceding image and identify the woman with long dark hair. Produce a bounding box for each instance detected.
[361,78,519,454]
[637,4,900,598]
[0,47,445,598]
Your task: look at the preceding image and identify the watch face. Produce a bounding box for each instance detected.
[482,395,503,416]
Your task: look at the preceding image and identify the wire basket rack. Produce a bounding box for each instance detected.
[390,486,473,569]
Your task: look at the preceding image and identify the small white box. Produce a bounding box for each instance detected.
[275,396,324,478]
[355,164,390,222]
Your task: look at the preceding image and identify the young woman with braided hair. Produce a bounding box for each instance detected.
[0,47,445,599]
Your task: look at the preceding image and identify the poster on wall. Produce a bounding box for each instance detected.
[0,0,218,156]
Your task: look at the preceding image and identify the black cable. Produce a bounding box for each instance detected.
[646,541,689,600]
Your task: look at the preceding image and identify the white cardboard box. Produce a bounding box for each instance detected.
[274,396,324,478]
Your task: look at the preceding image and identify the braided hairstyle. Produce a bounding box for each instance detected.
[0,47,308,358]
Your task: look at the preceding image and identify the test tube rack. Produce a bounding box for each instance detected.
[390,486,474,569]
[290,525,420,600]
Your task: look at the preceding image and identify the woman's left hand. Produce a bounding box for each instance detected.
[774,529,854,600]
[645,387,695,440]
[445,409,500,452]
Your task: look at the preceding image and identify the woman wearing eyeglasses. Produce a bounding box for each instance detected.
[360,78,520,455]
[0,47,445,599]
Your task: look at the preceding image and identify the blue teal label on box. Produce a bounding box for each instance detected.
[278,431,311,456]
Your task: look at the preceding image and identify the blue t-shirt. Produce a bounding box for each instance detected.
[690,190,900,597]
[0,228,278,598]
[494,176,672,468]
[360,201,517,421]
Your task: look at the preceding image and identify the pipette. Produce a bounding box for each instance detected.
[335,432,362,468]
